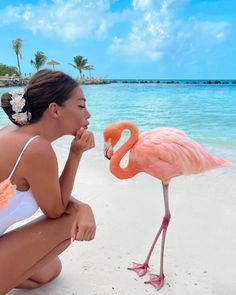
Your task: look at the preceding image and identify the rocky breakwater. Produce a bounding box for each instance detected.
[0,76,29,88]
[77,77,112,85]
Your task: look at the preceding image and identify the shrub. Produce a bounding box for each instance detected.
[0,63,19,76]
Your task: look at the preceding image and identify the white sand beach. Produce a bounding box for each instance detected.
[8,134,236,295]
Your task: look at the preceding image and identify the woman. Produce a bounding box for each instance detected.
[0,69,96,294]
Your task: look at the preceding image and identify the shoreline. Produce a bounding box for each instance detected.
[1,77,236,87]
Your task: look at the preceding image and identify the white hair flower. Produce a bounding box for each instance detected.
[9,89,31,125]
[9,89,26,113]
[11,112,30,126]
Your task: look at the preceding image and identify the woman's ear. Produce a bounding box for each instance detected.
[48,102,61,119]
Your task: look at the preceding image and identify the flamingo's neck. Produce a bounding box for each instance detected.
[110,122,139,179]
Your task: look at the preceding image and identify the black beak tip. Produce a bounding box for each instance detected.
[105,155,111,160]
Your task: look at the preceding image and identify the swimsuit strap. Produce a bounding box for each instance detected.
[7,135,40,180]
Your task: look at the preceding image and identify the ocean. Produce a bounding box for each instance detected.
[0,82,236,163]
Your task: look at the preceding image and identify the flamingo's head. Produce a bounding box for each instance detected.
[103,122,124,160]
[104,121,139,160]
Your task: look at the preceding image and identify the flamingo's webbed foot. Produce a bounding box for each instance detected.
[128,262,149,277]
[144,273,165,290]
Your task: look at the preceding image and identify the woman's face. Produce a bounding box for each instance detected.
[60,86,91,135]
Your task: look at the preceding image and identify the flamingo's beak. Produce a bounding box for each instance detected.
[105,154,110,160]
[104,140,113,160]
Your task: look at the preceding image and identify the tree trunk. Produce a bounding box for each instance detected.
[16,53,21,76]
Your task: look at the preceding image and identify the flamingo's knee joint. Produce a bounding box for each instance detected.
[162,216,170,229]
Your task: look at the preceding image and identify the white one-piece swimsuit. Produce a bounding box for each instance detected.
[0,136,40,237]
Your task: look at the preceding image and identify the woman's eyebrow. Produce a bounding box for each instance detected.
[77,98,86,102]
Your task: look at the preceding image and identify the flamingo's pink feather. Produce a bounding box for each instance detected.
[130,127,228,183]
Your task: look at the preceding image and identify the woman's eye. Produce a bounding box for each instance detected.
[78,105,85,108]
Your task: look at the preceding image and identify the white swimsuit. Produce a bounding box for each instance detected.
[0,136,40,237]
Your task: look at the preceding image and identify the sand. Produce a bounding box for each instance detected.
[8,135,236,295]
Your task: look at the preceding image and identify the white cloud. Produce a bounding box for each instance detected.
[108,0,181,61]
[0,0,117,41]
[0,5,22,24]
[0,0,230,62]
[108,15,166,62]
[133,0,153,11]
[108,0,229,62]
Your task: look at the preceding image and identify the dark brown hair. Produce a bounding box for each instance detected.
[1,69,79,126]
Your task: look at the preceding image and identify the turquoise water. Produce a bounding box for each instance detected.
[81,83,236,142]
[1,83,236,161]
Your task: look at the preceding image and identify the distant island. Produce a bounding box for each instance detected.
[108,79,236,85]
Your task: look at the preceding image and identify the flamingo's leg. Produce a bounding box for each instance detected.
[128,221,163,276]
[145,183,171,290]
[128,183,171,281]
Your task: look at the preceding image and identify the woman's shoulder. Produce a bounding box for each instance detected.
[24,134,52,153]
[0,124,18,136]
[0,126,54,159]
[23,136,57,169]
[0,127,57,182]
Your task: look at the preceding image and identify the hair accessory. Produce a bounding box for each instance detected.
[9,89,32,125]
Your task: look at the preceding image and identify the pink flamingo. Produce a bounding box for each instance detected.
[103,121,228,290]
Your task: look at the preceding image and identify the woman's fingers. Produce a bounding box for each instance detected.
[70,221,77,243]
[75,127,85,139]
[70,202,96,242]
[83,225,96,241]
[79,131,94,149]
[84,226,96,241]
[71,130,95,154]
[82,131,93,142]
[74,224,96,241]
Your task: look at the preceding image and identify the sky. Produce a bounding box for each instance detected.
[0,0,235,79]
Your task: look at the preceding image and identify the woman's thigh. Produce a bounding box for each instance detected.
[0,204,77,294]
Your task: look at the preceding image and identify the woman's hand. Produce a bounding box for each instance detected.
[70,202,96,242]
[70,127,95,155]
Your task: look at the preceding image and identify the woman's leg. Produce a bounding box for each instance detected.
[16,257,62,289]
[0,202,78,295]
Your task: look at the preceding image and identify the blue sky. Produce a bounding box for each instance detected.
[0,0,235,79]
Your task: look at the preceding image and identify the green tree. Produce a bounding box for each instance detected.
[30,51,47,71]
[0,63,19,76]
[12,38,23,76]
[69,56,88,78]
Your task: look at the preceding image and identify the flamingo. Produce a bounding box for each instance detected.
[103,121,228,290]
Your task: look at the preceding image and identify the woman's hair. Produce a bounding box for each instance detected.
[1,69,79,126]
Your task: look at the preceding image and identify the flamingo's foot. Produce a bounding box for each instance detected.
[128,262,149,277]
[144,273,165,290]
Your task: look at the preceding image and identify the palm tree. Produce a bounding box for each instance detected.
[12,38,23,76]
[84,65,95,77]
[30,51,47,71]
[69,56,88,78]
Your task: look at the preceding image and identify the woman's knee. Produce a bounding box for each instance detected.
[30,257,62,285]
[65,198,81,217]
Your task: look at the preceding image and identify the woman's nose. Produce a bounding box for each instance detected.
[86,109,91,118]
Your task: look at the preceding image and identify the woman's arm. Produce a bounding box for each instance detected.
[24,128,95,218]
[59,127,95,208]
[59,151,82,208]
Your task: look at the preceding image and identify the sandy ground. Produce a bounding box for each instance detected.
[8,136,236,295]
